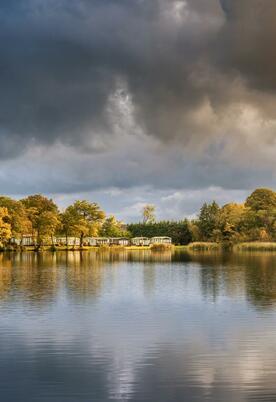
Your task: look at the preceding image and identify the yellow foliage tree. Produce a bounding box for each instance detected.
[0,207,11,246]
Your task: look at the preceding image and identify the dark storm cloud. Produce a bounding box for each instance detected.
[219,0,276,91]
[1,0,275,154]
[0,0,275,205]
[0,1,117,156]
[0,0,221,157]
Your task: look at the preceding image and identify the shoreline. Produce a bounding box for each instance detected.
[1,242,276,252]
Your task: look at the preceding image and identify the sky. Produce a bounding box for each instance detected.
[0,0,276,221]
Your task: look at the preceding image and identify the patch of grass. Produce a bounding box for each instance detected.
[126,246,150,250]
[150,243,173,251]
[187,242,221,251]
[234,242,276,252]
[97,245,110,251]
[108,245,126,251]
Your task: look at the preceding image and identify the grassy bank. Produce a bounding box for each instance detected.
[186,242,221,251]
[234,242,276,252]
[186,242,276,252]
[0,245,162,252]
[2,242,276,253]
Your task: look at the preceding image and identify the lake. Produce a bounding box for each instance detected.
[1,250,276,401]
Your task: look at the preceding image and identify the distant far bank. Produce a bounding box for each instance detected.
[184,242,276,252]
[0,187,275,249]
[1,242,276,253]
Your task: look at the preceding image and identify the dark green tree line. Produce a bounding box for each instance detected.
[127,220,192,245]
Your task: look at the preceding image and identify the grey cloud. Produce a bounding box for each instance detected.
[0,0,223,156]
[1,138,273,197]
[218,0,276,91]
[0,0,275,207]
[0,0,273,151]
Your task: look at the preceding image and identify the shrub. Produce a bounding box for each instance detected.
[188,242,220,251]
[235,242,276,252]
[150,243,172,251]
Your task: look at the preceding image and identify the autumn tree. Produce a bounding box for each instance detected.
[21,194,60,246]
[142,204,156,224]
[0,207,11,246]
[101,216,129,237]
[245,188,276,211]
[243,189,276,241]
[60,209,79,246]
[62,200,105,246]
[217,203,246,244]
[0,197,31,243]
[38,211,61,245]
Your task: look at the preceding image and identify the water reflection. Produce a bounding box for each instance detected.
[0,252,59,304]
[0,250,276,401]
[180,251,276,309]
[0,250,276,309]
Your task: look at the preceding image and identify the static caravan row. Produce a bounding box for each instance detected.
[55,237,80,246]
[11,236,172,247]
[11,235,36,246]
[110,238,129,246]
[132,237,151,246]
[55,237,114,246]
[11,236,126,247]
[94,238,130,246]
[94,237,108,246]
[11,236,82,247]
[56,237,109,246]
[150,237,172,245]
[84,237,97,246]
[132,237,172,246]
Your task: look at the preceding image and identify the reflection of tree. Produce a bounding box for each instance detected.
[63,250,173,300]
[143,264,156,296]
[0,254,12,300]
[200,263,221,302]
[194,252,247,302]
[63,251,105,299]
[242,253,276,309]
[128,250,172,264]
[179,250,276,309]
[0,250,177,303]
[173,251,228,302]
[0,252,59,304]
[0,250,275,310]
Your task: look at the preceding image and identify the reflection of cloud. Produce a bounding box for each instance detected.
[1,256,276,399]
[107,351,137,400]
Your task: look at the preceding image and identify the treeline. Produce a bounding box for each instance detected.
[127,188,276,245]
[127,221,192,245]
[0,188,275,248]
[0,195,128,247]
[191,188,276,245]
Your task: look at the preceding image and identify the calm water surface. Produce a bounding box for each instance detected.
[1,250,276,401]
